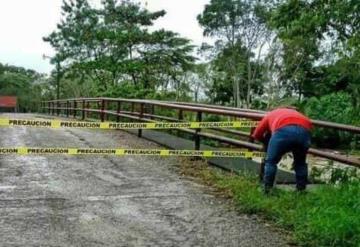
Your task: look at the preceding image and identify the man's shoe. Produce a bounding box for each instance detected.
[263,185,272,195]
[296,184,306,191]
[296,185,307,194]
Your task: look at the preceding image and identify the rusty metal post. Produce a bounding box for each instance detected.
[250,127,259,177]
[131,102,135,114]
[178,109,184,136]
[138,103,144,137]
[70,101,73,116]
[66,101,69,118]
[195,111,202,150]
[73,101,77,118]
[250,126,265,182]
[150,104,155,120]
[82,100,85,120]
[105,101,109,121]
[57,101,60,115]
[100,99,105,122]
[52,102,55,115]
[178,109,183,121]
[116,101,121,122]
[86,101,90,118]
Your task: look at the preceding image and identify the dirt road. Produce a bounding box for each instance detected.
[0,114,288,247]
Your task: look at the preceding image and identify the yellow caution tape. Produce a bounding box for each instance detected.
[0,147,264,158]
[0,118,10,126]
[0,118,258,129]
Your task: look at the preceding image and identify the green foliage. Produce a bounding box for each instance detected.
[269,0,360,104]
[304,92,359,148]
[203,170,360,246]
[327,167,359,184]
[97,81,152,99]
[44,0,195,100]
[0,63,46,112]
[267,96,300,109]
[305,93,356,124]
[198,0,270,107]
[269,1,323,99]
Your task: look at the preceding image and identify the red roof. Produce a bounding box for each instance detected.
[0,96,17,108]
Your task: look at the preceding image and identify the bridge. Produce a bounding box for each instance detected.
[0,97,359,246]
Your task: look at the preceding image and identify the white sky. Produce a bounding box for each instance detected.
[0,0,210,74]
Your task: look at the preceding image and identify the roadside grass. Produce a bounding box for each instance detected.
[179,158,360,247]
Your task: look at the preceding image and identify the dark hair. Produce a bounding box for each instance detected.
[268,105,298,111]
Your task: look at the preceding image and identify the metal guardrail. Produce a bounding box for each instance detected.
[41,97,360,168]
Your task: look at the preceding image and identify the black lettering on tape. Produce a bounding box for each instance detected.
[9,120,52,127]
[0,148,18,154]
[77,149,116,154]
[27,148,69,154]
[61,122,101,128]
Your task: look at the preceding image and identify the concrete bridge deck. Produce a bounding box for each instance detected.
[0,114,288,247]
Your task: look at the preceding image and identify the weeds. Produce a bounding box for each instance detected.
[179,158,360,247]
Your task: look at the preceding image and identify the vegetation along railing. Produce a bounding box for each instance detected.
[42,97,360,168]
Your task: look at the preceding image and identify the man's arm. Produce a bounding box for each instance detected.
[251,116,269,142]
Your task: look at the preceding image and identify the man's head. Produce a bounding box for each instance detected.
[268,105,299,111]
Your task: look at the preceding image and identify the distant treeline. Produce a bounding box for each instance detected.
[0,63,50,112]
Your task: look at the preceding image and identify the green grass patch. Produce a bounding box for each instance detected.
[179,159,360,247]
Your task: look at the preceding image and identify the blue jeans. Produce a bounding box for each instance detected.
[264,125,311,189]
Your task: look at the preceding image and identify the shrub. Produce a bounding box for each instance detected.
[304,92,359,149]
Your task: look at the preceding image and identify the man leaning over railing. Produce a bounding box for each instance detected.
[250,107,313,194]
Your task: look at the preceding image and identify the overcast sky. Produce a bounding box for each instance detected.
[0,0,210,74]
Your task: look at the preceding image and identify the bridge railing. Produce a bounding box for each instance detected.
[41,97,360,168]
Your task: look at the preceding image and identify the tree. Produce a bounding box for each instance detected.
[269,0,360,105]
[44,0,195,99]
[198,0,271,107]
[0,63,45,112]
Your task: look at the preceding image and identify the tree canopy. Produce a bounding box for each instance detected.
[0,63,46,112]
[43,0,195,99]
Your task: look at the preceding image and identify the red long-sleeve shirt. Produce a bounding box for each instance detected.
[252,108,312,141]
